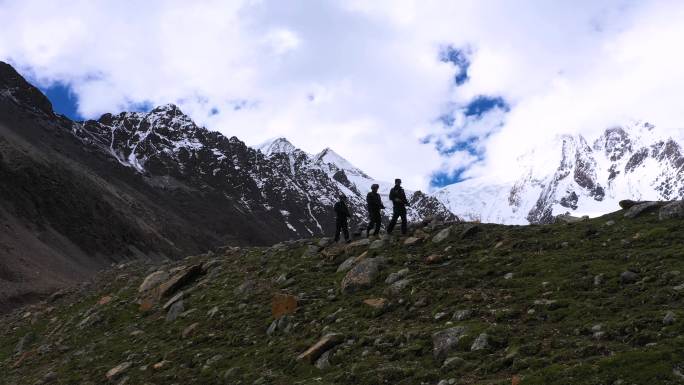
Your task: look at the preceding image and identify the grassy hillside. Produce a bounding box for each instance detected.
[2,206,684,385]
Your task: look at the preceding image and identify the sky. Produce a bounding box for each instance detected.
[2,0,684,191]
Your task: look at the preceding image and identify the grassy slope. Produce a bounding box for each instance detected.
[1,208,684,385]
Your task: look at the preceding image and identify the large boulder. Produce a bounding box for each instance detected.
[432,227,452,243]
[660,201,684,220]
[156,264,204,299]
[138,271,169,293]
[341,258,383,294]
[624,201,663,219]
[432,326,467,361]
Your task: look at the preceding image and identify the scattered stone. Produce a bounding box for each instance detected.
[452,309,473,321]
[470,333,489,351]
[504,273,514,280]
[38,371,58,384]
[624,201,662,219]
[385,278,411,297]
[207,306,219,319]
[234,279,258,298]
[425,254,443,264]
[97,295,113,306]
[512,375,522,385]
[620,271,639,284]
[156,264,204,299]
[318,237,332,248]
[314,350,332,370]
[14,333,35,356]
[272,293,298,319]
[385,268,409,284]
[297,333,343,363]
[363,298,389,310]
[369,239,385,250]
[404,237,421,246]
[205,354,223,367]
[138,271,169,293]
[604,220,616,227]
[336,257,356,273]
[434,312,448,321]
[460,224,480,238]
[267,315,292,336]
[674,283,684,291]
[78,312,103,330]
[162,291,184,310]
[594,274,604,286]
[347,238,371,248]
[663,311,676,325]
[659,200,684,220]
[341,258,383,294]
[442,356,465,370]
[165,300,184,322]
[432,227,452,243]
[182,322,200,338]
[106,362,132,381]
[432,326,467,361]
[151,360,171,371]
[47,289,68,303]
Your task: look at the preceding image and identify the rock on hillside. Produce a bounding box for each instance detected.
[3,203,684,384]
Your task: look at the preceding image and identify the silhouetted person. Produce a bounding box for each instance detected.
[366,184,384,237]
[334,194,351,242]
[387,178,409,235]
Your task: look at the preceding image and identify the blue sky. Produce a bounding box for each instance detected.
[4,1,684,191]
[40,82,82,120]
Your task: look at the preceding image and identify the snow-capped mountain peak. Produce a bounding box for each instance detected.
[437,121,684,224]
[256,137,300,157]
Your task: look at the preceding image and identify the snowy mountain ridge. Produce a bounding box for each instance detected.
[252,137,456,224]
[436,121,684,224]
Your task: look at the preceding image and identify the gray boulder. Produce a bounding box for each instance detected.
[336,257,356,273]
[660,201,684,220]
[432,227,452,243]
[433,326,467,361]
[620,271,639,284]
[624,201,662,219]
[341,258,383,294]
[470,333,489,351]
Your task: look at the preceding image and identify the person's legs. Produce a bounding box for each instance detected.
[334,218,342,241]
[372,211,382,235]
[342,220,350,241]
[388,210,399,233]
[400,212,408,235]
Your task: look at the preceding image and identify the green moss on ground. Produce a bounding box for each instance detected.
[2,208,684,384]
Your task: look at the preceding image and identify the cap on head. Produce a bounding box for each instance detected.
[394,178,401,185]
[371,183,379,191]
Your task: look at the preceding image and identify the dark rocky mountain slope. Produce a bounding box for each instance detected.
[0,61,455,312]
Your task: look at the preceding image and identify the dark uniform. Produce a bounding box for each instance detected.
[366,190,384,236]
[334,196,351,242]
[387,184,409,235]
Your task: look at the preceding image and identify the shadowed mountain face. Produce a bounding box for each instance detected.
[0,61,455,312]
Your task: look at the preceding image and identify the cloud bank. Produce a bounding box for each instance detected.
[2,0,684,190]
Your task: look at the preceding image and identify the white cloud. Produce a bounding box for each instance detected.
[1,0,684,191]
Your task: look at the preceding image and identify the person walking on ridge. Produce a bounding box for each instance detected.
[334,194,351,243]
[366,184,384,237]
[387,178,409,235]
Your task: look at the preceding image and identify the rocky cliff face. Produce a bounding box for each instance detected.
[436,122,684,224]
